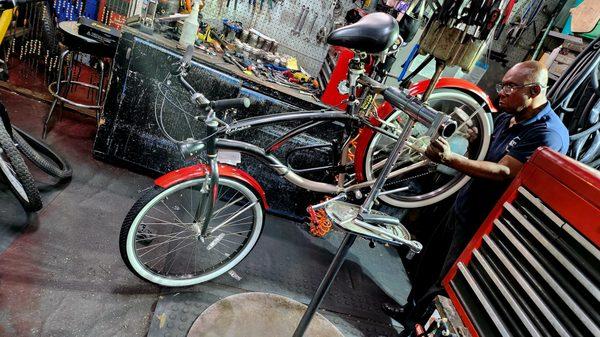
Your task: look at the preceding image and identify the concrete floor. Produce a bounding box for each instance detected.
[0,88,409,337]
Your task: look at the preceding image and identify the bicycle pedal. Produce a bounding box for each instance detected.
[306,205,333,238]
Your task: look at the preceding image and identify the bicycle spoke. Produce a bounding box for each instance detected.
[146,238,198,271]
[210,204,247,222]
[135,231,190,241]
[210,215,254,230]
[210,202,257,233]
[212,194,243,218]
[143,214,188,225]
[210,246,232,258]
[161,200,186,224]
[455,106,484,132]
[141,218,190,230]
[137,232,197,257]
[206,229,253,238]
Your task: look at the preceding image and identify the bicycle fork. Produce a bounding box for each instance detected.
[193,120,220,239]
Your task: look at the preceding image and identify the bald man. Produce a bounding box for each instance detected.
[383,61,569,324]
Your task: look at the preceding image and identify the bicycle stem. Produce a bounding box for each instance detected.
[196,118,220,237]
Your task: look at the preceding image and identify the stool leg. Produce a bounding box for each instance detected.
[59,52,76,121]
[96,59,105,122]
[97,60,105,103]
[292,233,357,337]
[43,50,70,139]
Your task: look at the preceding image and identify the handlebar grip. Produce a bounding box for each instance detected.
[171,45,195,75]
[211,97,251,111]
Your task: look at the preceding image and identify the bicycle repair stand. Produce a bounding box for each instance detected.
[292,201,420,337]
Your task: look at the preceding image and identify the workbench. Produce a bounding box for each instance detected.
[93,26,343,217]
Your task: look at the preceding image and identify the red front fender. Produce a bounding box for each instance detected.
[353,77,496,182]
[155,164,269,209]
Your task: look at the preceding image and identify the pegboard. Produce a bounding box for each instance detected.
[201,0,360,75]
[476,0,564,95]
[487,0,564,61]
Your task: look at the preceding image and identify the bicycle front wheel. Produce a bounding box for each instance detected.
[119,176,264,287]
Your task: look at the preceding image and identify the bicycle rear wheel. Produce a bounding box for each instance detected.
[119,176,264,287]
[363,89,492,208]
[0,119,42,211]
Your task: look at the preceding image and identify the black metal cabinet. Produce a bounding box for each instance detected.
[94,29,343,217]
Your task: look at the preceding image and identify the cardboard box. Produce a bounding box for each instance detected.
[549,62,570,77]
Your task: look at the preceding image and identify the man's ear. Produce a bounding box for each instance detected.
[530,85,541,97]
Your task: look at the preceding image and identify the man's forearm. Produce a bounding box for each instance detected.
[443,154,511,181]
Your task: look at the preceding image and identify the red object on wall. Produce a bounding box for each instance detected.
[320,47,359,110]
[319,47,376,110]
[441,147,600,337]
[97,0,128,29]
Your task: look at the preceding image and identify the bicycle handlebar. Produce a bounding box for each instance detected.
[175,45,252,112]
[359,74,457,138]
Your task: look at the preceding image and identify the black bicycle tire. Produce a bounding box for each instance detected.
[0,120,42,212]
[120,179,265,287]
[12,126,72,180]
[36,1,60,56]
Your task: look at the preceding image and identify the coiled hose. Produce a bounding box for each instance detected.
[549,36,600,168]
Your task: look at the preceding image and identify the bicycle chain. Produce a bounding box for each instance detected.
[380,166,436,191]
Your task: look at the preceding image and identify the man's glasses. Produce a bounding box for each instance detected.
[495,83,544,94]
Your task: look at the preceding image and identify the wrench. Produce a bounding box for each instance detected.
[291,5,307,35]
[308,11,318,35]
[296,6,310,35]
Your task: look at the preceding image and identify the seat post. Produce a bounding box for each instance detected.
[345,53,365,116]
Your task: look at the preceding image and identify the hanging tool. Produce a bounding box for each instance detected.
[494,0,515,40]
[296,6,310,35]
[291,5,307,35]
[308,11,318,35]
[260,0,264,10]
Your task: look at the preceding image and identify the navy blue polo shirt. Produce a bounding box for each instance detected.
[453,102,569,227]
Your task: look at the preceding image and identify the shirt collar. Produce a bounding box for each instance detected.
[519,102,552,126]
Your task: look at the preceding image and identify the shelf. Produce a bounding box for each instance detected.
[548,31,584,44]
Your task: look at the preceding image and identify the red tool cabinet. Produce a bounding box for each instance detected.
[442,147,600,337]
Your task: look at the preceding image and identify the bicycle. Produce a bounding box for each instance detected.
[119,12,495,287]
[0,0,71,212]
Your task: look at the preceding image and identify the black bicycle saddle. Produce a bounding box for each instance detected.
[327,13,400,54]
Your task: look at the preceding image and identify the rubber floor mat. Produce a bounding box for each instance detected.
[149,214,411,336]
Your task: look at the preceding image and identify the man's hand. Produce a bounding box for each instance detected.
[466,126,479,143]
[425,137,454,164]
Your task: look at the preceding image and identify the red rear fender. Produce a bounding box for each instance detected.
[155,164,269,209]
[409,78,497,112]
